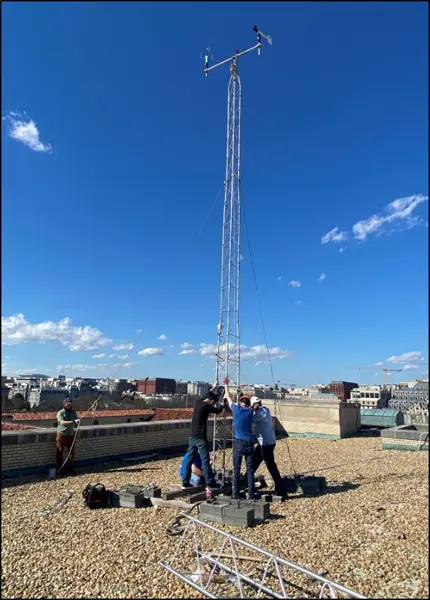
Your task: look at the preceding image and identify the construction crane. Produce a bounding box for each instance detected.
[344,366,403,386]
[203,26,272,481]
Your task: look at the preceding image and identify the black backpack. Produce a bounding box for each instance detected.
[82,483,108,509]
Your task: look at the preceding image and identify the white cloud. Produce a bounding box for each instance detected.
[294,300,301,306]
[3,111,52,153]
[321,227,348,244]
[198,342,291,362]
[386,351,423,364]
[112,343,133,351]
[288,280,301,288]
[180,343,194,349]
[318,273,326,282]
[352,195,428,241]
[56,363,107,372]
[92,353,106,359]
[112,362,135,369]
[338,246,347,253]
[117,354,128,359]
[179,349,197,356]
[137,347,164,357]
[403,364,419,370]
[277,276,283,282]
[158,334,168,341]
[136,328,143,334]
[254,361,263,367]
[375,362,384,366]
[2,314,112,351]
[239,254,244,262]
[107,354,115,359]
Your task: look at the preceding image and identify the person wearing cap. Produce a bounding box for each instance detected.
[181,383,224,489]
[56,398,80,474]
[224,385,257,500]
[249,396,284,495]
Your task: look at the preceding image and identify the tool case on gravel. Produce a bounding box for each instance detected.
[118,485,158,508]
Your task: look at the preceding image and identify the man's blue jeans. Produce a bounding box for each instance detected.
[233,438,255,498]
[182,435,214,486]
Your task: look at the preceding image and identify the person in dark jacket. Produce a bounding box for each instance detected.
[181,383,224,489]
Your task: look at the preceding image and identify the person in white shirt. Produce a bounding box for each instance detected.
[250,396,284,496]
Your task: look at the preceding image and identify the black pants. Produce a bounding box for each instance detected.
[253,444,283,492]
[233,439,255,499]
[182,435,214,486]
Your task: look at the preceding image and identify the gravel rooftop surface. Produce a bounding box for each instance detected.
[1,437,428,599]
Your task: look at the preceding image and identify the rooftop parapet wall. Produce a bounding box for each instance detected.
[1,418,232,478]
[264,399,361,438]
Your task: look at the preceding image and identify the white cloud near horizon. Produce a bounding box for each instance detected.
[2,314,112,351]
[321,227,348,244]
[288,280,301,288]
[112,362,135,369]
[198,342,292,362]
[318,273,326,282]
[403,364,419,370]
[386,351,423,365]
[137,347,164,357]
[56,363,107,373]
[352,194,428,241]
[158,334,168,341]
[3,111,52,153]
[92,353,106,359]
[179,349,197,356]
[112,343,133,351]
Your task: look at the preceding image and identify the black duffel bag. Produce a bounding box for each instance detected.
[82,483,109,509]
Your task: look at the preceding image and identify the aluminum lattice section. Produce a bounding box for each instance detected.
[159,514,367,599]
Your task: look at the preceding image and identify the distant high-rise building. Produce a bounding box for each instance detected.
[328,381,358,401]
[137,377,176,395]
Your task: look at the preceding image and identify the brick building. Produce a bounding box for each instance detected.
[137,377,176,395]
[328,381,358,401]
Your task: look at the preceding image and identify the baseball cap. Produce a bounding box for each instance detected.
[250,396,261,407]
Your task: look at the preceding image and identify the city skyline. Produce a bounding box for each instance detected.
[2,2,428,386]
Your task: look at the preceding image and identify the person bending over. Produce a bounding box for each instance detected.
[249,397,284,496]
[181,383,224,489]
[224,386,257,499]
[179,450,214,487]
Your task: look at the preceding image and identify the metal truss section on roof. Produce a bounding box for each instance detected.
[159,514,367,599]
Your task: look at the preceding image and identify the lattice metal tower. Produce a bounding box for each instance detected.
[203,27,272,475]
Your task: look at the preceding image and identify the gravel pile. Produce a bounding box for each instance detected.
[1,437,428,599]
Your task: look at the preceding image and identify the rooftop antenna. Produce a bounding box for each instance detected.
[203,26,272,482]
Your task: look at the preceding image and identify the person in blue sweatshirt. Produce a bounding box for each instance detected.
[223,385,257,500]
[179,450,205,486]
[250,396,284,496]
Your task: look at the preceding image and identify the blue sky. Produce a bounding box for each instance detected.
[2,1,428,386]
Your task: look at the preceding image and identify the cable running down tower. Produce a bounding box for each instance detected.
[203,27,272,476]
